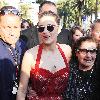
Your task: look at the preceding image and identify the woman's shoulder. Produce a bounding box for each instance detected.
[58,43,71,50]
[23,45,40,61]
[58,43,72,62]
[26,45,39,54]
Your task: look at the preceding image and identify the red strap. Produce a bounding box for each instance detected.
[35,44,43,70]
[56,44,69,68]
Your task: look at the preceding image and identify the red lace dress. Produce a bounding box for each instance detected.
[27,44,69,100]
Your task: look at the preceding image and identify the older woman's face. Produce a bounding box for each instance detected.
[76,41,97,69]
[38,15,58,45]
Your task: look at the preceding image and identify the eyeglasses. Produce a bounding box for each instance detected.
[37,24,55,32]
[0,8,20,16]
[77,48,97,55]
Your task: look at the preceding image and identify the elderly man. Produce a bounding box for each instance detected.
[0,6,26,100]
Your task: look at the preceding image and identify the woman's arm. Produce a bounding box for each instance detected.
[16,51,33,100]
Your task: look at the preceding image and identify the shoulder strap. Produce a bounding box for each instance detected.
[35,44,43,70]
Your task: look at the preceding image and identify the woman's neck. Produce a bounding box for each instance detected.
[42,42,57,52]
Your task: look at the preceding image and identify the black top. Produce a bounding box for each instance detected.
[20,26,39,49]
[0,39,26,100]
[63,63,97,100]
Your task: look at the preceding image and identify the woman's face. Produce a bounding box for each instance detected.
[76,41,97,69]
[37,15,58,45]
[73,29,83,42]
[92,23,100,43]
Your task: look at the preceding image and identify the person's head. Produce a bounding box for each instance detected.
[0,6,21,47]
[21,19,31,30]
[91,19,100,43]
[71,26,84,42]
[39,1,57,14]
[74,36,97,71]
[37,11,60,45]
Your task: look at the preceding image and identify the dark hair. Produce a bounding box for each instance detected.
[0,6,20,16]
[38,11,60,25]
[21,19,31,28]
[39,1,56,13]
[91,19,100,31]
[74,36,97,51]
[70,25,84,35]
[70,36,97,64]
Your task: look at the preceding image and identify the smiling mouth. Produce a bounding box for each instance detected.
[84,59,93,63]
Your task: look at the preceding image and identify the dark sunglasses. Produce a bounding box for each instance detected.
[0,8,20,16]
[37,25,55,32]
[77,48,97,54]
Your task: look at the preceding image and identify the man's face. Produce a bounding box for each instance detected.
[0,14,21,46]
[40,4,57,14]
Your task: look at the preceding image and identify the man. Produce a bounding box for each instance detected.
[0,6,26,100]
[20,1,71,49]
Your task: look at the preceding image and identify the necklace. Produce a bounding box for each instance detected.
[54,65,56,68]
[8,47,19,94]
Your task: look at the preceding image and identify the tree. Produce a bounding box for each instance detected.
[19,2,31,20]
[57,0,96,28]
[0,1,8,8]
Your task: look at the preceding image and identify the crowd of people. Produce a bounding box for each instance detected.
[0,1,100,100]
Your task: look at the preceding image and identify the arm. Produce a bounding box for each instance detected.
[16,51,33,100]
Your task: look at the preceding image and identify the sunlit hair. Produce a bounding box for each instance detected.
[74,36,97,51]
[38,11,60,25]
[91,19,100,31]
[39,1,56,13]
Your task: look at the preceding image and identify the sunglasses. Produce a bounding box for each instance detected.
[77,48,97,55]
[0,8,20,16]
[37,25,55,32]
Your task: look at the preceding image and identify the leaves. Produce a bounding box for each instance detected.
[57,0,96,28]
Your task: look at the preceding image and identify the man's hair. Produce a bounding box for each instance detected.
[38,11,60,25]
[91,19,100,31]
[39,1,56,12]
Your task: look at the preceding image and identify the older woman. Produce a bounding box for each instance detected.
[63,36,98,100]
[17,11,71,100]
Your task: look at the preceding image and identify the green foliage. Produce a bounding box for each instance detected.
[19,3,31,20]
[57,0,96,28]
[0,1,8,8]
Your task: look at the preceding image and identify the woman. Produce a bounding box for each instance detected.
[70,25,84,47]
[17,11,71,100]
[63,36,98,100]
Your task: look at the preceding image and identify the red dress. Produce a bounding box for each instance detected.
[27,44,69,100]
